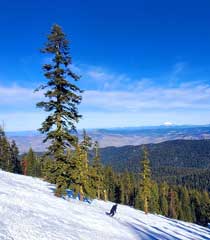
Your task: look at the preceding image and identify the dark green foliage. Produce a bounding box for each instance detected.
[103,166,116,202]
[159,182,169,216]
[36,24,82,196]
[153,167,210,192]
[179,187,192,222]
[149,181,160,214]
[10,140,21,174]
[98,140,210,170]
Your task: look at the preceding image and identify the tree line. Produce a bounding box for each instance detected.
[0,127,21,173]
[97,141,210,192]
[0,125,209,226]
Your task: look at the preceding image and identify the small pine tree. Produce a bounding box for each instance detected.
[180,187,192,222]
[67,132,92,201]
[79,130,92,199]
[24,148,39,177]
[103,166,116,201]
[168,187,177,219]
[67,144,84,199]
[149,181,160,214]
[10,140,21,174]
[91,141,104,199]
[159,181,169,216]
[139,146,152,214]
[124,171,132,205]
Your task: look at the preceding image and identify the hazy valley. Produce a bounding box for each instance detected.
[7,125,210,153]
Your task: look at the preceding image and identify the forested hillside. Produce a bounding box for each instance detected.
[98,139,210,171]
[96,140,210,192]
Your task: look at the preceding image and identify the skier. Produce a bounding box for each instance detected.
[107,204,118,217]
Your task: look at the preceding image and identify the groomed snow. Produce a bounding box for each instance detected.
[0,170,210,240]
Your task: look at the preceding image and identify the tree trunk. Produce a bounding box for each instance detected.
[104,189,108,201]
[144,196,148,214]
[79,185,84,201]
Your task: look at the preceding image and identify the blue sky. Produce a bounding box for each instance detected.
[1,0,210,131]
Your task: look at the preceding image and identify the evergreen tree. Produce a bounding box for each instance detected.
[42,156,56,182]
[67,144,85,200]
[159,181,169,216]
[168,187,177,219]
[124,171,132,205]
[67,132,92,201]
[129,172,136,206]
[22,148,41,177]
[35,24,82,196]
[0,126,20,173]
[119,179,125,204]
[149,181,160,214]
[0,126,10,171]
[139,146,152,214]
[91,141,104,199]
[78,131,92,199]
[25,148,36,176]
[10,140,21,174]
[104,166,116,201]
[114,174,122,203]
[179,187,192,222]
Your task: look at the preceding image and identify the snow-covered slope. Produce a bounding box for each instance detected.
[0,170,209,240]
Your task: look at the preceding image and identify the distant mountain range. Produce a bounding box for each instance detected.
[6,124,210,153]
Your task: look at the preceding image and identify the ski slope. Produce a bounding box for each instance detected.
[0,170,209,240]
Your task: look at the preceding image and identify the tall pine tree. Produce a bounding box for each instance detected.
[35,24,82,196]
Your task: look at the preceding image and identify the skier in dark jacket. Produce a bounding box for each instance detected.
[108,204,118,217]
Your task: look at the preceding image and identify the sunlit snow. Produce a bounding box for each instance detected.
[0,170,209,240]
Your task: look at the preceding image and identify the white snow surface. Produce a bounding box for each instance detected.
[0,170,210,240]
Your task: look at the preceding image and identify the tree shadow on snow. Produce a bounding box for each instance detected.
[123,218,185,240]
[157,215,210,240]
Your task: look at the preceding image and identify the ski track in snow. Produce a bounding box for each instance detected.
[0,170,210,240]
